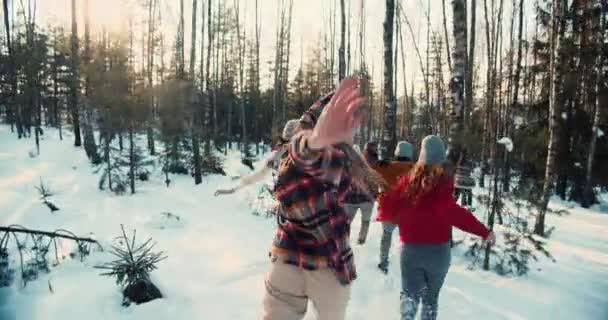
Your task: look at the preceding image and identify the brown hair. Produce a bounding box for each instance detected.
[403,162,447,205]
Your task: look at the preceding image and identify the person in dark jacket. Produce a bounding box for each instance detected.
[372,141,415,274]
[454,149,475,207]
[343,144,378,245]
[379,135,494,320]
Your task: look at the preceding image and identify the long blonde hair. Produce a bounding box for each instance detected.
[403,162,447,205]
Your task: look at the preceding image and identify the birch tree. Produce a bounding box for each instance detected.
[535,0,567,236]
[582,2,606,207]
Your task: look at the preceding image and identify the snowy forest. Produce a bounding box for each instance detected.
[0,0,607,319]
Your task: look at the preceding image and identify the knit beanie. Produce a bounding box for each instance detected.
[394,141,413,159]
[281,119,300,141]
[418,135,446,165]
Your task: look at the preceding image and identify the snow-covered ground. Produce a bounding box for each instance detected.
[1,125,607,320]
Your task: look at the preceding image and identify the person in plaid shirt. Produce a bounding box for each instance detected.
[262,77,386,320]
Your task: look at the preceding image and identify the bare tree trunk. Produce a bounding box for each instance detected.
[397,3,409,140]
[503,0,524,192]
[338,0,346,81]
[465,0,477,127]
[234,0,247,155]
[535,0,566,236]
[146,0,156,155]
[2,0,16,133]
[129,123,135,194]
[346,0,352,75]
[480,0,494,188]
[189,0,198,80]
[254,0,261,154]
[190,0,202,185]
[213,1,220,142]
[582,4,605,208]
[82,0,99,163]
[199,0,205,88]
[441,0,453,73]
[177,0,186,79]
[70,0,82,147]
[402,11,430,132]
[447,0,466,162]
[382,0,396,158]
[204,0,213,154]
[282,0,293,124]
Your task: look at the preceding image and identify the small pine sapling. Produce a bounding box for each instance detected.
[35,178,59,213]
[96,225,166,306]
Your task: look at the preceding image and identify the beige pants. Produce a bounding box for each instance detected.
[262,260,351,320]
[344,202,374,243]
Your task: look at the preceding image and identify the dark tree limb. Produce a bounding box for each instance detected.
[0,226,101,246]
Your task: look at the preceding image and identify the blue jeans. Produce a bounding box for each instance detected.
[400,242,451,320]
[379,222,397,269]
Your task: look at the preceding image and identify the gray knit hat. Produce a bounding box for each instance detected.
[394,141,413,159]
[418,135,446,165]
[281,119,300,141]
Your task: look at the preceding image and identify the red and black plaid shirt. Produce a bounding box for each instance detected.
[271,132,356,285]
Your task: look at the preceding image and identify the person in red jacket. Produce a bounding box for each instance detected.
[378,135,495,320]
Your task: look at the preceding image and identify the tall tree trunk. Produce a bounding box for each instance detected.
[382,0,396,159]
[282,0,293,124]
[146,0,157,156]
[190,0,202,184]
[69,0,81,147]
[503,0,524,192]
[272,1,285,138]
[189,0,198,79]
[465,0,477,127]
[234,0,247,155]
[212,1,220,142]
[204,0,213,154]
[2,0,14,132]
[480,0,494,188]
[441,0,453,73]
[535,0,566,236]
[447,0,467,162]
[338,0,346,81]
[582,4,605,208]
[254,0,261,154]
[129,123,135,194]
[82,0,100,162]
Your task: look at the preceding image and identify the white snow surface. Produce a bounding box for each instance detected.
[497,137,514,152]
[1,125,608,320]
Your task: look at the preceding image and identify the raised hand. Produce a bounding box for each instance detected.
[308,77,367,150]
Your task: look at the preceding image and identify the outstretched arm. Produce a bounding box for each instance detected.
[215,147,287,196]
[448,198,490,239]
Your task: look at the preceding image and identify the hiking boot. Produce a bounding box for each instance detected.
[377,263,388,274]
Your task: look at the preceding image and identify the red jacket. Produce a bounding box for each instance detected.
[378,175,489,243]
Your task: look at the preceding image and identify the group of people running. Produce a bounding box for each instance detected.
[215,77,494,320]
